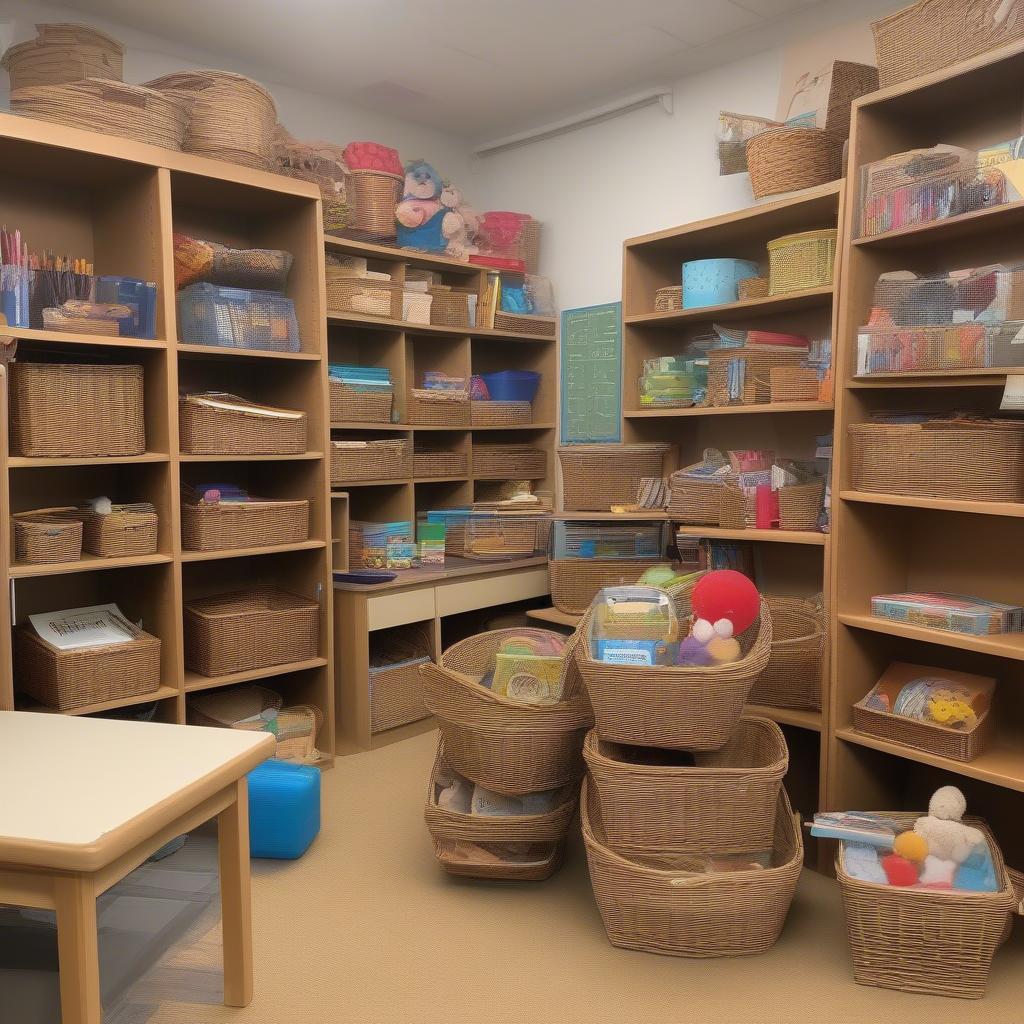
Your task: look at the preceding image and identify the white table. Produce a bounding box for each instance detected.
[0,711,274,1023]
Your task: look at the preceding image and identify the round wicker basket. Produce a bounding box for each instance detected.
[2,23,124,91]
[746,126,841,200]
[748,596,825,711]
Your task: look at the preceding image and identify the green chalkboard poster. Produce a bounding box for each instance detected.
[560,302,622,444]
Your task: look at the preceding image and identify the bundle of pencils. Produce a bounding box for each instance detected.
[0,226,30,328]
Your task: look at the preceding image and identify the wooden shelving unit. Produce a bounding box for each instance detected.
[828,40,1024,866]
[620,181,843,843]
[0,112,335,764]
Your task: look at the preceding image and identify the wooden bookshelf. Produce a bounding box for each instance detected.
[0,113,335,764]
[828,39,1024,867]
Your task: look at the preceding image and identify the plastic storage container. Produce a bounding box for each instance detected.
[177,282,300,352]
[247,759,321,860]
[551,521,664,560]
[682,259,760,309]
[481,370,541,402]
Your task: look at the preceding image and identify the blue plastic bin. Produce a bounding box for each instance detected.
[681,258,760,310]
[247,759,321,860]
[481,370,541,402]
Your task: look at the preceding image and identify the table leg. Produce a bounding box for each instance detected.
[54,874,102,1024]
[218,778,254,1007]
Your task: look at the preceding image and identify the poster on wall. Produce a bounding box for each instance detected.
[560,302,621,444]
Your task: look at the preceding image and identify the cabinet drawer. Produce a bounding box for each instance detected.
[436,567,550,617]
[367,588,436,631]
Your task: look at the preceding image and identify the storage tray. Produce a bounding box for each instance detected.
[179,393,307,455]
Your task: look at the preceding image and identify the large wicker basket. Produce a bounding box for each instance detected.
[473,444,546,479]
[2,23,124,91]
[559,444,671,512]
[847,421,1024,501]
[748,596,825,711]
[184,586,319,677]
[370,656,431,734]
[406,390,470,426]
[413,446,468,479]
[746,126,841,200]
[837,813,1016,997]
[346,168,403,243]
[770,367,821,403]
[330,438,410,484]
[181,498,310,552]
[329,380,393,424]
[12,508,83,564]
[179,394,307,455]
[575,575,772,751]
[79,502,159,557]
[9,362,145,458]
[583,783,802,958]
[548,559,664,615]
[420,628,593,795]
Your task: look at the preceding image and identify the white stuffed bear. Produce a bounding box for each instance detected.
[913,786,985,864]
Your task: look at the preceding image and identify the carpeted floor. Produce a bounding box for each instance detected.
[141,729,1024,1024]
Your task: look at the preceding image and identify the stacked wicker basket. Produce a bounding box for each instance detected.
[575,574,805,957]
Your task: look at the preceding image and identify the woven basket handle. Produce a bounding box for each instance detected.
[1008,867,1024,916]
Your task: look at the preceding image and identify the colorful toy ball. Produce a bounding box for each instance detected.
[881,853,919,887]
[893,830,928,864]
[691,570,760,636]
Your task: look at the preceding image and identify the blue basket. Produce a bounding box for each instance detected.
[681,259,760,310]
[177,282,300,352]
[481,370,541,402]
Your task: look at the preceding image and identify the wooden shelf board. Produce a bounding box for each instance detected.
[9,452,170,468]
[330,422,412,432]
[177,343,321,362]
[329,422,554,432]
[526,606,581,628]
[673,525,828,545]
[333,555,547,592]
[327,310,554,343]
[12,327,166,350]
[836,727,1024,794]
[20,685,181,718]
[746,703,822,732]
[184,657,329,694]
[553,511,667,521]
[9,552,173,578]
[625,401,833,418]
[180,540,327,562]
[412,476,469,484]
[470,423,556,431]
[341,478,413,487]
[839,611,1024,660]
[852,198,1024,250]
[625,286,833,327]
[849,367,1011,389]
[324,233,481,275]
[839,490,1024,518]
[179,452,324,463]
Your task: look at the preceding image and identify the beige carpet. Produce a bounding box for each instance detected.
[142,729,1024,1024]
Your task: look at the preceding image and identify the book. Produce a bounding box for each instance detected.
[29,603,136,650]
[808,812,898,849]
[871,591,1024,636]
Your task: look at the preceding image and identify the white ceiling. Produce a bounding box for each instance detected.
[55,0,830,137]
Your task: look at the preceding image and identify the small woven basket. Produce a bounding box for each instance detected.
[78,502,158,557]
[276,133,350,232]
[767,229,837,295]
[654,285,682,312]
[325,273,400,319]
[748,596,825,710]
[492,312,557,338]
[181,498,309,552]
[738,276,769,300]
[429,287,471,328]
[746,126,841,200]
[329,380,393,424]
[582,783,802,958]
[583,716,788,855]
[769,367,821,403]
[548,559,664,615]
[473,444,546,480]
[407,390,470,427]
[777,481,825,531]
[852,699,992,762]
[705,346,805,407]
[471,400,532,427]
[2,23,124,91]
[667,472,724,525]
[413,447,468,479]
[346,168,403,243]
[179,394,307,455]
[330,438,410,484]
[559,444,670,512]
[12,508,83,564]
[717,485,754,530]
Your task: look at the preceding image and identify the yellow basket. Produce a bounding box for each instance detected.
[767,229,837,295]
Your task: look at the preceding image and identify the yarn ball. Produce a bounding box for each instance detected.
[706,636,741,664]
[692,570,759,635]
[677,635,713,667]
[881,853,919,887]
[919,854,956,887]
[638,565,677,588]
[929,785,967,822]
[893,830,928,863]
[692,618,715,643]
[89,495,113,516]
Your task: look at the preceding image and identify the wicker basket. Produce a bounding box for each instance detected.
[9,362,145,458]
[78,503,159,557]
[872,0,1024,88]
[654,285,682,312]
[2,23,124,91]
[15,620,161,711]
[852,698,992,762]
[330,438,410,484]
[473,444,546,480]
[492,312,557,338]
[179,394,307,455]
[413,447,468,479]
[276,133,350,232]
[369,623,433,733]
[346,168,403,243]
[145,71,276,169]
[420,629,593,795]
[429,287,471,328]
[748,597,825,711]
[777,482,825,531]
[717,485,755,530]
[548,559,665,615]
[767,229,837,295]
[181,498,309,552]
[10,79,187,150]
[12,509,83,565]
[559,444,671,512]
[738,276,769,300]
[325,272,401,319]
[583,717,788,855]
[706,346,806,406]
[847,421,1024,501]
[668,471,725,525]
[583,783,802,958]
[575,575,772,751]
[329,380,393,424]
[471,400,532,427]
[434,836,564,881]
[184,586,319,677]
[407,390,470,426]
[769,367,821,403]
[837,813,1016,997]
[746,126,842,200]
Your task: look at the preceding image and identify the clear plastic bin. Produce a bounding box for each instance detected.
[177,282,300,352]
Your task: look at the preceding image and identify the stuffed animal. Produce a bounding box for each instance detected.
[893,830,928,863]
[439,184,479,260]
[677,570,759,667]
[395,159,446,251]
[881,852,919,887]
[926,691,978,729]
[913,786,986,864]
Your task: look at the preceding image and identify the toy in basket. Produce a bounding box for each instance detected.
[491,631,566,704]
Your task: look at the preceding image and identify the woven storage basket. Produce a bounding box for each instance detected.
[407,390,470,427]
[668,472,725,525]
[777,481,825,531]
[471,400,532,427]
[2,23,124,91]
[746,126,841,200]
[872,0,1024,88]
[345,168,402,242]
[434,836,564,881]
[428,287,471,328]
[770,366,821,403]
[413,447,468,479]
[473,444,546,479]
[748,596,825,710]
[717,485,755,530]
[492,312,558,338]
[11,79,187,150]
[654,285,682,312]
[767,229,837,295]
[583,783,802,958]
[852,698,992,762]
[179,394,307,455]
[559,444,670,512]
[78,502,158,557]
[420,628,593,795]
[9,362,145,458]
[325,272,400,319]
[181,498,309,552]
[330,438,410,484]
[329,380,393,424]
[706,346,806,406]
[738,276,769,300]
[847,421,1024,501]
[370,657,431,733]
[12,509,83,565]
[548,559,664,615]
[145,71,276,169]
[837,813,1016,997]
[15,620,161,711]
[275,134,349,232]
[583,716,788,855]
[576,574,772,751]
[184,586,318,677]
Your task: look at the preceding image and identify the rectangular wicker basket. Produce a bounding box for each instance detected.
[852,700,992,762]
[767,229,837,295]
[9,362,145,458]
[181,498,310,552]
[473,444,546,480]
[179,394,308,455]
[12,508,83,565]
[559,444,671,512]
[330,438,410,484]
[667,474,724,525]
[80,503,159,557]
[15,621,161,711]
[413,447,468,479]
[325,270,401,318]
[706,347,806,406]
[548,558,664,615]
[769,367,821,403]
[370,655,432,733]
[492,311,557,338]
[184,586,319,677]
[329,381,393,424]
[406,390,470,427]
[471,400,532,426]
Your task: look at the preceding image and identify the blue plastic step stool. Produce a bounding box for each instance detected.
[247,759,321,859]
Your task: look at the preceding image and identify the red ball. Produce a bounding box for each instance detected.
[691,570,760,635]
[882,853,919,887]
